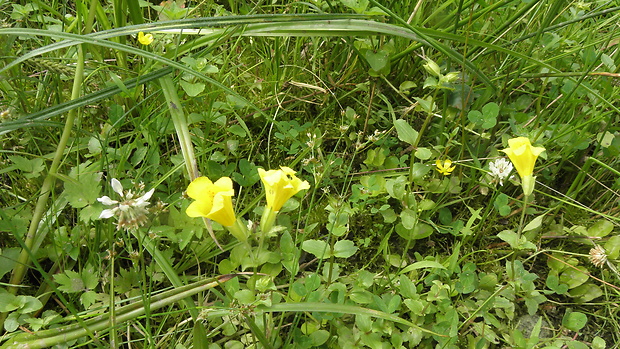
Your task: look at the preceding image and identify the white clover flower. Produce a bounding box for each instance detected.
[98,178,155,231]
[489,158,513,186]
[589,245,607,268]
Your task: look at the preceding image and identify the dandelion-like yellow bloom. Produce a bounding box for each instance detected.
[138,31,154,45]
[186,176,236,227]
[501,137,545,196]
[435,159,456,176]
[258,167,310,212]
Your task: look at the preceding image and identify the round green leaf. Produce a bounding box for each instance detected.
[587,219,614,238]
[411,223,433,239]
[562,311,587,332]
[309,329,330,346]
[400,209,417,230]
[559,267,589,289]
[414,147,432,160]
[333,240,358,258]
[302,240,330,259]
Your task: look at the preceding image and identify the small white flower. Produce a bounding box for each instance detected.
[97,178,155,231]
[489,158,513,186]
[589,245,607,268]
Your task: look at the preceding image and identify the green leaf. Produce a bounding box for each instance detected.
[385,176,407,200]
[545,273,568,295]
[568,283,603,303]
[455,262,478,294]
[193,322,209,349]
[393,119,418,145]
[341,0,369,13]
[54,270,85,293]
[9,155,45,178]
[566,341,589,349]
[562,311,587,332]
[333,240,358,258]
[497,230,536,250]
[4,312,19,332]
[19,296,42,313]
[399,261,446,274]
[0,248,20,280]
[227,124,247,138]
[400,209,417,230]
[587,219,614,238]
[63,172,102,209]
[364,50,390,75]
[414,147,432,160]
[410,163,431,180]
[0,293,19,312]
[467,110,483,125]
[559,267,588,289]
[605,235,620,259]
[179,80,205,97]
[523,214,544,232]
[82,267,99,290]
[411,223,433,239]
[80,291,97,309]
[591,336,606,349]
[302,240,330,259]
[467,102,498,129]
[309,329,330,346]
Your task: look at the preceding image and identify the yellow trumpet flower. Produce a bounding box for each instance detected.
[186,176,247,241]
[501,137,545,196]
[258,166,310,233]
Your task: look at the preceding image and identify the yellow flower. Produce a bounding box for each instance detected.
[501,137,545,196]
[138,31,154,45]
[186,176,236,227]
[258,167,310,234]
[258,166,310,212]
[435,159,456,176]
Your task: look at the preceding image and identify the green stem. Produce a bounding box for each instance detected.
[516,194,530,240]
[510,194,530,281]
[2,44,85,330]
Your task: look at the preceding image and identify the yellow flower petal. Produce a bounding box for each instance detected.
[138,31,154,45]
[435,159,456,176]
[501,137,545,179]
[501,137,545,196]
[185,176,236,227]
[259,166,310,212]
